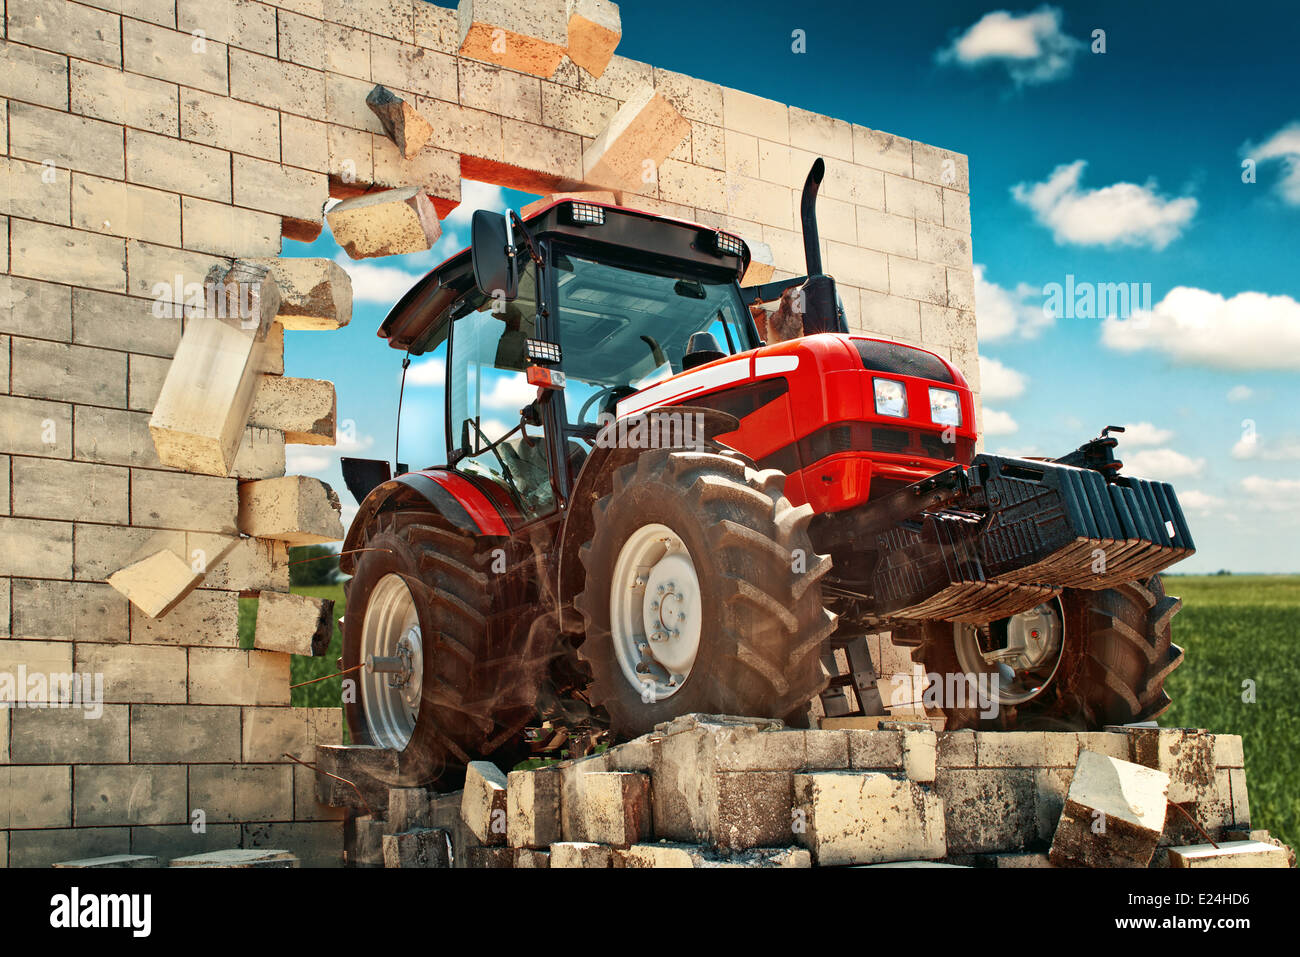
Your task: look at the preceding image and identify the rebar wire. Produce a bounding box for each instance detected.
[1168,800,1220,849]
[290,662,365,689]
[281,753,373,817]
[286,546,391,567]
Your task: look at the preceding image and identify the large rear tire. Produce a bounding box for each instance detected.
[342,510,536,787]
[574,449,836,738]
[911,576,1184,730]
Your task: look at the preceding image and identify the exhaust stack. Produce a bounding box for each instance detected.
[801,157,826,275]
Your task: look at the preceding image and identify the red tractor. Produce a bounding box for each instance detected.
[338,160,1193,787]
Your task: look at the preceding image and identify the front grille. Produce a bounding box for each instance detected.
[757,421,973,472]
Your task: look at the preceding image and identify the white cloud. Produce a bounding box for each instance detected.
[1011,161,1197,249]
[978,355,1028,400]
[1227,385,1253,402]
[1118,422,1174,446]
[481,374,539,413]
[973,265,1051,340]
[982,408,1020,435]
[937,6,1084,86]
[1122,448,1205,480]
[1243,475,1300,499]
[1232,434,1300,462]
[407,359,446,386]
[286,429,377,479]
[1102,286,1300,370]
[1178,490,1223,513]
[1243,121,1300,205]
[332,256,423,303]
[286,449,332,474]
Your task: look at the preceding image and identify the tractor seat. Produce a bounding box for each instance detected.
[682,331,727,370]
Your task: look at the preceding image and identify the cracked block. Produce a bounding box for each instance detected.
[1048,750,1170,868]
[252,591,335,657]
[236,475,344,545]
[794,770,946,866]
[367,85,435,160]
[327,187,442,259]
[249,375,337,446]
[106,548,204,619]
[566,0,621,78]
[250,258,352,330]
[461,760,509,845]
[582,85,691,193]
[457,0,568,78]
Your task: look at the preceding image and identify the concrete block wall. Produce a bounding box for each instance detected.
[1,0,979,864]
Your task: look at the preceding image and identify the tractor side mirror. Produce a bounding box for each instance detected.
[470,209,518,302]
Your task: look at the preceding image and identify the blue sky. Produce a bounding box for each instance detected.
[283,0,1300,572]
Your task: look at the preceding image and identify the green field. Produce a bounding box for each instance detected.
[241,573,1299,850]
[1159,574,1299,851]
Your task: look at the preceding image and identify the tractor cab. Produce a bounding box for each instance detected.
[370,196,772,524]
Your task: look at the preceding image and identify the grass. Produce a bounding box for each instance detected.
[240,573,1300,849]
[1160,574,1300,851]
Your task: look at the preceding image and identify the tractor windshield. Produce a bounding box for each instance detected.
[551,246,757,430]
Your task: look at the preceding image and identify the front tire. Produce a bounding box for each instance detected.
[911,576,1184,730]
[574,449,836,738]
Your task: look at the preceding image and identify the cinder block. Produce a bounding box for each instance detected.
[328,187,442,259]
[9,579,126,643]
[0,517,73,579]
[461,760,509,845]
[76,642,187,704]
[188,648,290,706]
[387,788,433,832]
[348,814,386,868]
[0,39,70,109]
[794,771,946,866]
[233,155,328,224]
[253,591,335,656]
[367,85,435,159]
[9,706,129,764]
[2,155,71,225]
[170,849,298,868]
[130,587,239,647]
[241,820,344,868]
[122,17,229,96]
[127,822,242,863]
[0,764,72,829]
[229,48,324,119]
[189,763,294,823]
[567,771,651,847]
[514,848,550,868]
[10,219,126,294]
[1168,840,1289,869]
[464,846,514,868]
[853,126,914,177]
[370,35,458,102]
[9,102,124,180]
[71,59,178,136]
[237,475,344,544]
[107,549,206,619]
[131,704,242,763]
[622,843,812,869]
[934,767,1039,855]
[457,0,568,78]
[384,828,451,868]
[126,128,231,203]
[250,375,336,445]
[582,85,691,193]
[53,854,160,868]
[1,275,73,340]
[314,745,397,812]
[1126,728,1218,804]
[148,318,274,477]
[242,706,340,763]
[10,456,129,525]
[72,286,181,359]
[74,764,187,826]
[458,58,542,124]
[181,196,282,258]
[1049,750,1170,868]
[177,0,279,55]
[549,841,612,868]
[131,470,239,534]
[566,0,621,78]
[507,767,562,848]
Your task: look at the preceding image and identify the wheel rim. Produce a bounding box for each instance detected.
[360,573,424,749]
[608,523,702,702]
[952,598,1065,707]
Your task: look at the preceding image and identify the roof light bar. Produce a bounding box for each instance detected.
[569,202,606,225]
[525,338,562,363]
[714,230,744,257]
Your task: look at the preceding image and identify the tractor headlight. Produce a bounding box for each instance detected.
[873,378,907,418]
[928,387,961,427]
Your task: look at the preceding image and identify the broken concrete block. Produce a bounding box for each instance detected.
[461,760,509,845]
[349,814,386,867]
[237,476,344,545]
[205,260,282,338]
[52,854,160,868]
[253,591,335,657]
[565,0,620,78]
[250,258,352,330]
[170,848,298,868]
[314,745,397,812]
[583,85,691,193]
[621,844,811,868]
[464,846,514,868]
[520,189,616,219]
[514,848,550,868]
[740,239,775,287]
[148,317,273,476]
[383,828,451,868]
[507,767,562,849]
[549,841,613,868]
[249,376,337,446]
[936,768,1039,854]
[1125,728,1217,804]
[902,728,937,783]
[106,548,203,619]
[327,187,442,260]
[573,771,651,847]
[1167,840,1290,869]
[457,0,568,78]
[367,85,435,160]
[387,788,432,833]
[1048,750,1170,868]
[794,771,946,866]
